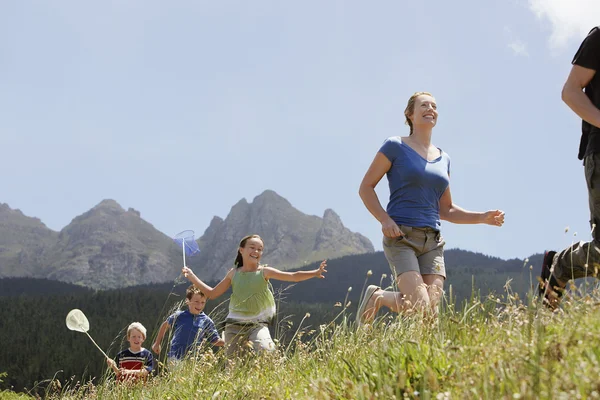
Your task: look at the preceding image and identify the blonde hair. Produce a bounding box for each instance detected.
[404,91,433,135]
[127,322,147,339]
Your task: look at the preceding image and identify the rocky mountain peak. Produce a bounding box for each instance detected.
[229,198,250,216]
[253,190,291,207]
[0,203,58,278]
[93,199,125,211]
[314,208,373,254]
[46,199,180,289]
[0,203,49,229]
[190,191,374,280]
[322,208,342,223]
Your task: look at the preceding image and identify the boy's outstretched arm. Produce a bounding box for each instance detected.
[263,260,327,282]
[106,357,119,375]
[182,266,233,299]
[206,320,225,347]
[152,321,170,354]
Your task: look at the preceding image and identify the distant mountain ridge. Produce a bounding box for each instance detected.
[0,191,374,288]
[0,203,57,277]
[192,190,374,280]
[43,200,182,289]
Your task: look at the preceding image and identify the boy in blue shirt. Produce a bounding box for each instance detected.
[152,285,224,360]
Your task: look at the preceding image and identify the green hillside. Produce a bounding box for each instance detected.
[0,248,544,395]
[7,288,600,399]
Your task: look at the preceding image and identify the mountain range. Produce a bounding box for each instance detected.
[0,190,373,289]
[192,190,373,280]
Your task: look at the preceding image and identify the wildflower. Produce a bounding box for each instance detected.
[348,287,352,292]
[334,302,342,307]
[305,312,311,318]
[367,270,373,277]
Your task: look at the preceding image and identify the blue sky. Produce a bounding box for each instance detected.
[1,1,598,261]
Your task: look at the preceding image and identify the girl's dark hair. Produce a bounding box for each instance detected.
[235,234,264,268]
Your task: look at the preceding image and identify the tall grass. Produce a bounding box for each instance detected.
[31,279,600,400]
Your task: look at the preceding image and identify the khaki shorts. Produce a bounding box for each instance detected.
[382,225,446,279]
[224,323,275,357]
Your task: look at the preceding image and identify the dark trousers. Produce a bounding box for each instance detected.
[553,153,600,281]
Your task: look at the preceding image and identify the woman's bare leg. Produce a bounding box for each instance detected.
[396,271,430,311]
[362,271,430,321]
[422,274,444,315]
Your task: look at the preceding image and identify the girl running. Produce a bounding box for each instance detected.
[182,234,326,356]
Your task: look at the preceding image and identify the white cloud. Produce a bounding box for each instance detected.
[508,39,529,57]
[529,0,600,49]
[504,26,529,57]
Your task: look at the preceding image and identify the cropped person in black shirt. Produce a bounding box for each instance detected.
[539,26,600,308]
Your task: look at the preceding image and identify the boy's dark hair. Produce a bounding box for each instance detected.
[186,285,205,300]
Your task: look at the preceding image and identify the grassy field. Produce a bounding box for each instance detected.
[10,280,600,400]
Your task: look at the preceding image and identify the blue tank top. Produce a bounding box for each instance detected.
[379,137,450,230]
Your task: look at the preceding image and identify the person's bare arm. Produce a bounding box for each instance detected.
[119,368,149,379]
[182,267,233,299]
[151,321,170,354]
[106,358,119,375]
[439,186,504,226]
[263,261,327,282]
[359,152,403,238]
[562,65,600,129]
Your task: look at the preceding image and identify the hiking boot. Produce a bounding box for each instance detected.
[538,250,563,307]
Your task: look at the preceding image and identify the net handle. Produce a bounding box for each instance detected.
[182,240,186,268]
[84,331,110,360]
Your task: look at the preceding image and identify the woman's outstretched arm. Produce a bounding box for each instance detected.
[439,186,504,226]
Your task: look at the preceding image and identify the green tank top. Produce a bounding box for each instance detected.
[227,267,276,324]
